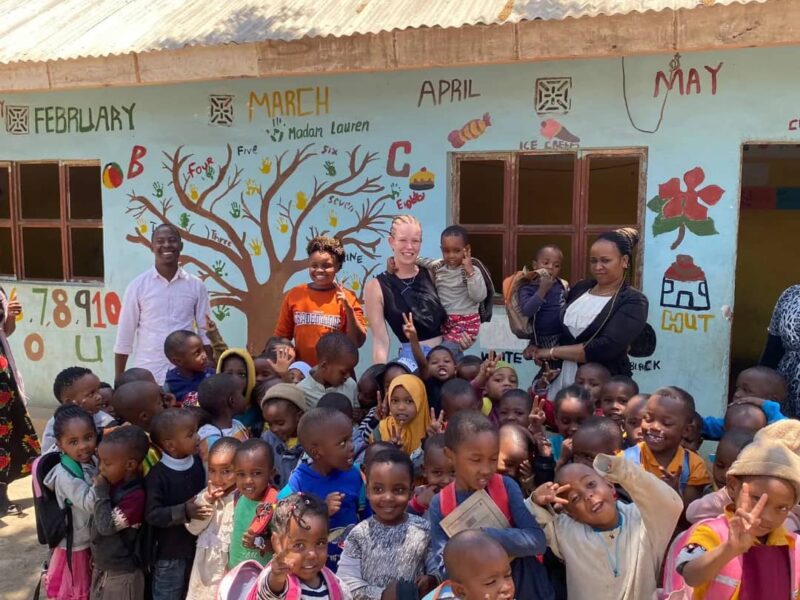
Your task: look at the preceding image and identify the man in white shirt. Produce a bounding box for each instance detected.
[114,224,212,384]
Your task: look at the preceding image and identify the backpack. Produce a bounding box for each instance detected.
[32,453,82,554]
[439,474,512,524]
[502,270,568,341]
[658,515,800,599]
[472,258,495,324]
[622,444,690,493]
[217,559,345,600]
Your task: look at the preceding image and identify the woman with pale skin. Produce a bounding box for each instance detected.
[365,215,445,366]
[532,228,649,392]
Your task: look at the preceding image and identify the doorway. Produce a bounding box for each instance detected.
[732,144,800,377]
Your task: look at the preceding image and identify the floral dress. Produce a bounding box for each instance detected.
[0,291,40,485]
[769,285,800,418]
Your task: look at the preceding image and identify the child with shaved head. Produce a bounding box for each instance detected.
[526,452,683,599]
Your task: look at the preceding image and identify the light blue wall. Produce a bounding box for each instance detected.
[2,45,793,415]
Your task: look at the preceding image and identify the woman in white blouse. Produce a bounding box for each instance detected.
[533,228,649,390]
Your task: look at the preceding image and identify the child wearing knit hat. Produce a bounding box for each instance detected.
[672,419,800,598]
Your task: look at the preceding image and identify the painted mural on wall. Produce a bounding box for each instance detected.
[3,45,799,416]
[123,143,393,350]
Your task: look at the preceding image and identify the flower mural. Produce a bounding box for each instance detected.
[648,167,724,250]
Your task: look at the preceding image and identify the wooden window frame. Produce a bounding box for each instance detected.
[451,148,646,295]
[3,160,104,282]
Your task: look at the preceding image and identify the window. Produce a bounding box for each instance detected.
[453,150,645,292]
[0,161,104,281]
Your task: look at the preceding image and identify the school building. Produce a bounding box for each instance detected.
[0,0,796,417]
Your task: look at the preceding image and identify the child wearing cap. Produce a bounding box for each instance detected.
[260,383,307,488]
[670,419,800,598]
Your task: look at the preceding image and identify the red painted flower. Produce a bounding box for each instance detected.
[659,167,724,221]
[0,451,10,471]
[0,422,11,438]
[0,355,9,371]
[0,390,11,408]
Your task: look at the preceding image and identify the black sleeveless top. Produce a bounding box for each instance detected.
[376,269,446,342]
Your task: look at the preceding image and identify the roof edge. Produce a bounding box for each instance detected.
[0,0,793,93]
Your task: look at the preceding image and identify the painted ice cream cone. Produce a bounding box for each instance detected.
[540,118,579,142]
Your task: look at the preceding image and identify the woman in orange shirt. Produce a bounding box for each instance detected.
[273,236,367,366]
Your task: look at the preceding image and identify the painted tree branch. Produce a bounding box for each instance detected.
[126,193,243,268]
[164,146,257,287]
[178,254,247,298]
[258,144,317,270]
[287,146,382,265]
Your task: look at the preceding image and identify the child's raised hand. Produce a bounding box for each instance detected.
[537,269,555,294]
[731,396,766,408]
[326,492,344,516]
[206,483,225,503]
[658,465,682,492]
[205,314,218,334]
[540,362,561,385]
[532,482,571,508]
[415,485,437,508]
[557,438,573,468]
[267,346,292,376]
[93,473,107,488]
[480,350,499,378]
[387,422,404,448]
[532,432,553,458]
[268,548,294,593]
[402,312,418,342]
[335,281,352,310]
[457,332,476,351]
[376,390,389,421]
[462,246,474,275]
[727,483,768,554]
[185,499,213,521]
[427,408,445,436]
[528,396,547,432]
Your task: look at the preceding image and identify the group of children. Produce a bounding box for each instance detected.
[30,226,800,600]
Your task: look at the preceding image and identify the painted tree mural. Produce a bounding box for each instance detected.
[126,143,393,349]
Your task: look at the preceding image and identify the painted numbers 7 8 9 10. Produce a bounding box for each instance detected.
[30,287,121,328]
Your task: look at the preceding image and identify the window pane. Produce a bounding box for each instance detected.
[517,154,575,225]
[459,160,505,225]
[71,228,104,279]
[516,235,573,284]
[68,165,102,220]
[587,155,640,225]
[468,233,504,293]
[22,228,63,279]
[0,166,10,219]
[0,228,13,275]
[20,163,61,220]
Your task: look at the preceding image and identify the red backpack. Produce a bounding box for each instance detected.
[439,474,512,524]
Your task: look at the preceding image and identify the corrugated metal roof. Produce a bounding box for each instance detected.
[0,0,767,65]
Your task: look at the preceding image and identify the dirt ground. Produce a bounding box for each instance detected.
[0,406,51,600]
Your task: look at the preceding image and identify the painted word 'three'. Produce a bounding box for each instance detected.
[248,87,330,121]
[34,103,136,134]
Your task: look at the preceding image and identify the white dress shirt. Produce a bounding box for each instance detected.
[113,266,211,383]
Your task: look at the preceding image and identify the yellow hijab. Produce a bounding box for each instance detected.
[379,374,431,455]
[216,348,256,406]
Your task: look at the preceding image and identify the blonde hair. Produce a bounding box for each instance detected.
[390,214,422,237]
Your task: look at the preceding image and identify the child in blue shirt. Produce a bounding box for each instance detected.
[278,406,366,571]
[701,367,787,440]
[518,245,567,350]
[163,330,215,407]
